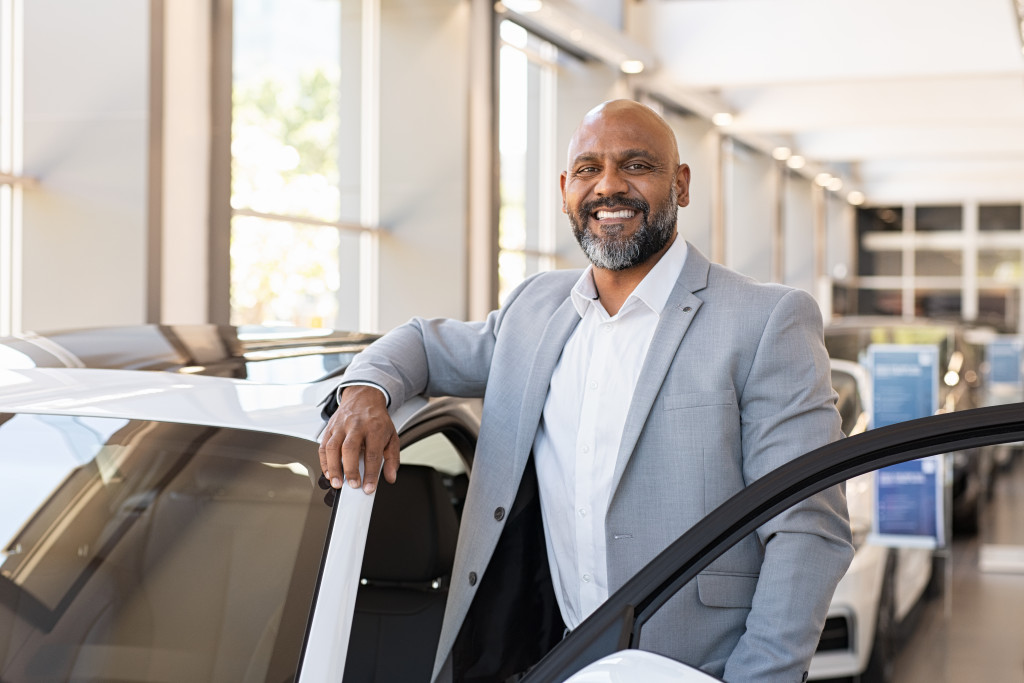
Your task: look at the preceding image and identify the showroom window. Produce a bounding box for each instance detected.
[230,0,374,331]
[854,203,1024,330]
[497,20,560,304]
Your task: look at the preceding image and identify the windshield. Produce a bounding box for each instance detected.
[0,413,332,682]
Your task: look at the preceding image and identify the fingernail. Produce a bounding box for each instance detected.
[348,479,360,489]
[331,477,342,489]
[364,482,376,494]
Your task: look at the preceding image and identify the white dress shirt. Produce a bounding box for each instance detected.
[533,236,689,629]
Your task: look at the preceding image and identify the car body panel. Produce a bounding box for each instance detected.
[563,650,721,683]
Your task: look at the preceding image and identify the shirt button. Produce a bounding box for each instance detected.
[581,444,591,454]
[582,574,592,583]
[494,507,505,521]
[589,380,598,390]
[469,572,478,586]
[578,507,587,517]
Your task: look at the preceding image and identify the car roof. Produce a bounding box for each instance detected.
[0,324,378,383]
[0,367,338,440]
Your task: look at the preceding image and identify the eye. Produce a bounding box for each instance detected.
[574,165,600,176]
[625,162,652,171]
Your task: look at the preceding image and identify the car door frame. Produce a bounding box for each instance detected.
[522,402,1024,682]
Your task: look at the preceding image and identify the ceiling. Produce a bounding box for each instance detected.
[636,0,1024,205]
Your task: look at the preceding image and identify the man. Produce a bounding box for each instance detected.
[319,99,854,682]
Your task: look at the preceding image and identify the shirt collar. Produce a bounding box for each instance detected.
[569,236,689,319]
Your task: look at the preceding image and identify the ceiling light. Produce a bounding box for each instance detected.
[786,155,805,170]
[712,112,733,127]
[827,177,844,192]
[847,191,866,205]
[814,173,832,187]
[620,60,645,74]
[772,147,792,161]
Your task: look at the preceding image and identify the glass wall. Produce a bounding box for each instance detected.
[854,203,1024,331]
[230,0,364,329]
[497,20,560,304]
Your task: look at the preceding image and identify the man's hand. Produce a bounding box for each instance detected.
[318,385,400,494]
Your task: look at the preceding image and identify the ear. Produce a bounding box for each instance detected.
[559,172,568,213]
[675,164,691,207]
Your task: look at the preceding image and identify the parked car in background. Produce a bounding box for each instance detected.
[824,316,994,533]
[810,359,934,683]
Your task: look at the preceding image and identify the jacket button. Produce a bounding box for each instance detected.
[468,572,478,586]
[494,507,505,521]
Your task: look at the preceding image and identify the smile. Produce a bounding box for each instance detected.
[594,209,636,220]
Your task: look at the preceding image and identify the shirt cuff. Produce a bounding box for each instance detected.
[336,381,391,407]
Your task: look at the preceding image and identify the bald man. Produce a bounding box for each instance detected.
[320,100,854,682]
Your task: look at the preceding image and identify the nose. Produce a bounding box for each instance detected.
[593,166,628,196]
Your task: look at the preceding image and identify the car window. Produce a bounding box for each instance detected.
[0,413,332,683]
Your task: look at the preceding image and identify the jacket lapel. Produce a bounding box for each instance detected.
[609,243,711,496]
[510,295,581,476]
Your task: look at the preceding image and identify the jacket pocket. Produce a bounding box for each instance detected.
[696,572,758,608]
[663,389,736,411]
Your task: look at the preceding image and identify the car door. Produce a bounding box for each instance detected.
[518,402,1024,682]
[299,397,478,683]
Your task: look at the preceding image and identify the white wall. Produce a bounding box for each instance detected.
[726,140,774,283]
[162,0,211,324]
[663,108,715,259]
[784,171,816,293]
[375,0,470,330]
[20,0,150,331]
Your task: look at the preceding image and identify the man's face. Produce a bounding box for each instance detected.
[560,104,690,272]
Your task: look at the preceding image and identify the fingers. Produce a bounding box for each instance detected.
[318,385,397,494]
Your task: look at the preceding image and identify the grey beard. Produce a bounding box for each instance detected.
[572,190,678,271]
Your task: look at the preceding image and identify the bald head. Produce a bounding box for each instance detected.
[567,99,680,170]
[559,99,691,274]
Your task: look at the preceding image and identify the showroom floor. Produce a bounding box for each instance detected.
[893,452,1024,681]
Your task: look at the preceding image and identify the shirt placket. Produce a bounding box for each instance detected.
[574,315,614,616]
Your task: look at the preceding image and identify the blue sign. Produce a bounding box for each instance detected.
[868,344,945,548]
[987,338,1023,386]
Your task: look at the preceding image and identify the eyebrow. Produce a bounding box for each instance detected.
[570,148,661,167]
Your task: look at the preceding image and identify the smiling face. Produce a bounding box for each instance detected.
[561,100,691,272]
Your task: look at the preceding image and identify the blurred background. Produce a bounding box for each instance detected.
[2,0,1024,336]
[3,2,1024,681]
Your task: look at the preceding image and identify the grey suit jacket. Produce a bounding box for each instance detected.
[340,243,854,682]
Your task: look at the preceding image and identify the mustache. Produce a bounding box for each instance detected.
[579,196,650,217]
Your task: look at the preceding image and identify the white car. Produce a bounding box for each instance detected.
[1,365,1021,682]
[809,360,935,682]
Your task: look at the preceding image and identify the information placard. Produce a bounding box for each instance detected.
[987,337,1023,387]
[868,344,945,548]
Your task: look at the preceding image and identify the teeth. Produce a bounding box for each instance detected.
[596,210,635,219]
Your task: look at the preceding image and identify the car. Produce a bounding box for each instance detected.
[0,366,477,683]
[1,364,1022,682]
[809,359,934,683]
[823,316,995,533]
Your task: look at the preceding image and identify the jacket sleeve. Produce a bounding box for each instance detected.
[326,273,542,414]
[723,288,855,682]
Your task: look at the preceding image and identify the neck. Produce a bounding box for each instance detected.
[592,234,677,316]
